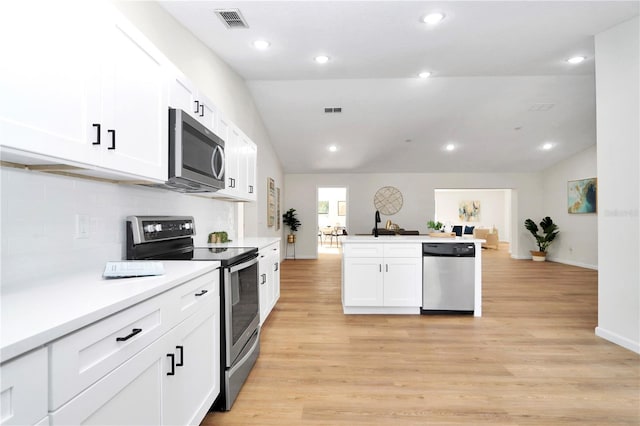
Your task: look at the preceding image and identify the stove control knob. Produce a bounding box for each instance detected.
[184,223,192,230]
[154,224,163,232]
[144,224,156,233]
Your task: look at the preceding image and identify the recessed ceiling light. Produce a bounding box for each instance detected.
[422,12,445,25]
[328,145,338,152]
[445,143,455,151]
[315,55,330,64]
[567,56,586,64]
[542,142,554,150]
[418,71,432,79]
[253,40,270,50]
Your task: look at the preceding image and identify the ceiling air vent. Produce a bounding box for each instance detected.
[214,9,249,29]
[324,107,343,113]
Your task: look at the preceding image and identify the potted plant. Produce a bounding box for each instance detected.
[427,220,444,232]
[524,216,559,261]
[282,208,301,243]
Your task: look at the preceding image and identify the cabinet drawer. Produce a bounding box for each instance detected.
[343,244,384,257]
[49,294,168,410]
[383,244,421,257]
[0,348,48,426]
[165,270,219,325]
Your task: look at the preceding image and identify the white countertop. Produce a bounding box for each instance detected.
[0,261,219,363]
[203,237,280,250]
[343,235,484,244]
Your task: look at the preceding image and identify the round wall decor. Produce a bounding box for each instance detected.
[374,186,403,215]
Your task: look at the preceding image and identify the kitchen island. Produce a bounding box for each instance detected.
[341,235,483,316]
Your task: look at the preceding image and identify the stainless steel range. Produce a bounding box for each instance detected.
[126,216,260,411]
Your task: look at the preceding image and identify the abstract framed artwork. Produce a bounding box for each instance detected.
[318,200,329,214]
[338,201,346,216]
[568,178,597,214]
[267,177,276,226]
[458,200,480,222]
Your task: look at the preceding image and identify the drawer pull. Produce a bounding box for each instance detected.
[167,353,175,376]
[115,328,142,342]
[195,289,208,297]
[274,262,279,272]
[176,346,184,367]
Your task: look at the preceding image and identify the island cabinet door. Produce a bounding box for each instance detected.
[343,257,384,306]
[383,257,422,307]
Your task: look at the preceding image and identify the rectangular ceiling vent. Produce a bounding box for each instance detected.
[214,9,249,29]
[324,107,343,113]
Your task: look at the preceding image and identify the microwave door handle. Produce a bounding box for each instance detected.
[211,145,225,180]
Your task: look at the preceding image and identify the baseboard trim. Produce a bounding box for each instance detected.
[510,254,598,270]
[595,327,640,354]
[547,257,598,270]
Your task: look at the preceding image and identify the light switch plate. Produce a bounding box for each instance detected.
[75,214,89,239]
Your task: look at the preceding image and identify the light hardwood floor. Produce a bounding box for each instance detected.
[203,245,639,425]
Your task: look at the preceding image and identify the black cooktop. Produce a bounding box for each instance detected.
[167,247,258,265]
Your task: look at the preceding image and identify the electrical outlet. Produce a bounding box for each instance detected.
[75,214,89,239]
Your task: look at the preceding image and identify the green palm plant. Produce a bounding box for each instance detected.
[524,216,559,253]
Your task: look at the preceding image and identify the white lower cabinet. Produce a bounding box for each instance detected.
[0,348,48,426]
[48,270,220,426]
[259,242,281,325]
[342,243,422,312]
[163,302,219,426]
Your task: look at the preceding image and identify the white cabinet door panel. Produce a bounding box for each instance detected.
[343,258,384,306]
[383,258,422,306]
[97,15,168,181]
[0,348,48,426]
[0,2,102,164]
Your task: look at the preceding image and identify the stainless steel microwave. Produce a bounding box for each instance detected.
[162,108,225,193]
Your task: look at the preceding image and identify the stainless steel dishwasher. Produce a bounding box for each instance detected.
[421,242,475,314]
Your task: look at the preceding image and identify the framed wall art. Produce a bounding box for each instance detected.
[338,201,346,216]
[568,178,597,214]
[318,200,329,214]
[459,200,480,222]
[267,177,276,226]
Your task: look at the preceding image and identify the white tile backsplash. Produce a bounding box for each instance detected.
[1,167,237,286]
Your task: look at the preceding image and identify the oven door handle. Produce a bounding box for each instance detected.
[226,254,259,273]
[228,330,260,377]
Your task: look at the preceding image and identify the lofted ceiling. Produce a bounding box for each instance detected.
[159,1,639,174]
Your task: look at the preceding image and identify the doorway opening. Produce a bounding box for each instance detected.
[317,187,347,255]
[434,188,514,252]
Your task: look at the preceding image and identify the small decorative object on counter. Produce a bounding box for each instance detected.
[208,231,231,244]
[282,208,301,243]
[524,216,559,261]
[427,220,444,232]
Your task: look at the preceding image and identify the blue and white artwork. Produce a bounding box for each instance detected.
[568,178,597,214]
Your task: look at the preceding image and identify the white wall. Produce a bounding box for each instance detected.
[0,167,236,287]
[594,17,640,353]
[434,189,510,241]
[542,145,598,269]
[284,172,543,259]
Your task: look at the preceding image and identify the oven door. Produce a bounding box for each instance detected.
[223,255,260,366]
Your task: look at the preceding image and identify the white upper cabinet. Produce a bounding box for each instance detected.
[168,71,218,133]
[0,1,169,182]
[0,2,102,165]
[214,115,257,202]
